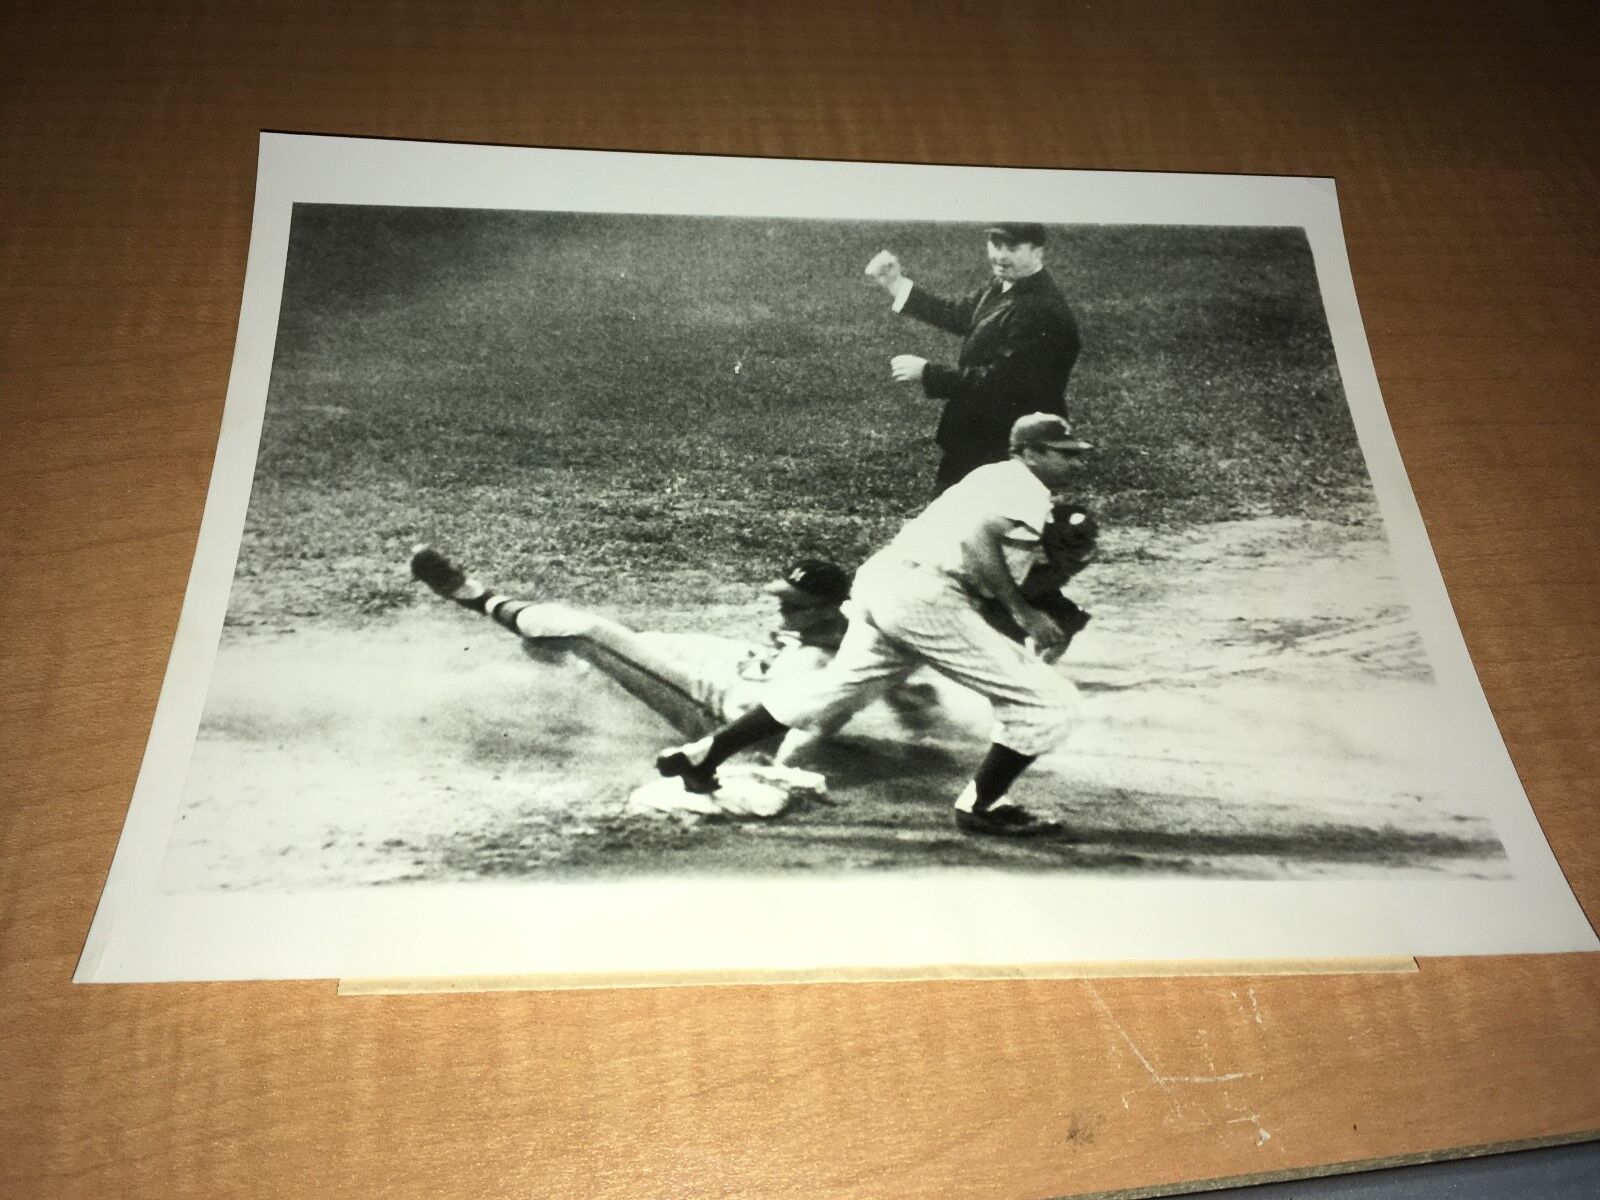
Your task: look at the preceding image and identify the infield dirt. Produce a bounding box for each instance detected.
[161,512,1507,891]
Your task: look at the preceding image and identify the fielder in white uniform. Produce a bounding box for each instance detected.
[657,412,1094,837]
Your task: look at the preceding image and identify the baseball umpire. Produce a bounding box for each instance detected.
[865,222,1082,494]
[656,411,1097,838]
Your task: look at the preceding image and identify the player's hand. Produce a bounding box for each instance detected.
[890,354,927,383]
[1014,606,1067,658]
[864,249,904,292]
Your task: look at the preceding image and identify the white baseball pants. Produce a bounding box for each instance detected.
[761,562,1079,756]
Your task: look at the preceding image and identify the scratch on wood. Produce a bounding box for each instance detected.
[1164,1070,1254,1083]
[1227,1114,1273,1146]
[1087,984,1172,1093]
[1232,987,1267,1028]
[1087,985,1260,1089]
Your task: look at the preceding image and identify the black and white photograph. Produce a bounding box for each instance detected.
[77,135,1597,983]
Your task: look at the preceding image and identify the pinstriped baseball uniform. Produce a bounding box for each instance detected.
[761,460,1080,756]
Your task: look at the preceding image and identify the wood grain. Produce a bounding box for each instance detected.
[3,1,1597,1195]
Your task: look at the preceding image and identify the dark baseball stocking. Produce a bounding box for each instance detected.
[972,744,1037,811]
[703,705,790,767]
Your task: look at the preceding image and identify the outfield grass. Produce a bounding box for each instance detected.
[233,207,1372,621]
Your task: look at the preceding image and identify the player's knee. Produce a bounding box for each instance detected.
[766,688,859,734]
[1002,681,1079,753]
[1038,697,1077,748]
[520,602,600,638]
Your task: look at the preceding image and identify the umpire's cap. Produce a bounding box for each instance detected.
[1009,412,1093,454]
[764,559,852,607]
[985,221,1049,246]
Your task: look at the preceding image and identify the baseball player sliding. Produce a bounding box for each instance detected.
[658,412,1097,838]
[408,548,941,765]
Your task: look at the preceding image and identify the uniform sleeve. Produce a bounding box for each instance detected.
[997,478,1047,582]
[998,526,1045,590]
[980,462,1055,535]
[955,464,1051,587]
[898,282,989,338]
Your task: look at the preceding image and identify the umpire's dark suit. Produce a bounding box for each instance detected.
[901,269,1081,492]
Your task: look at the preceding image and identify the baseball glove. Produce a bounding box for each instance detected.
[981,591,1091,648]
[981,501,1099,651]
[1036,503,1099,580]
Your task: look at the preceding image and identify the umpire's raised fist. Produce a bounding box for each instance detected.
[864,249,903,291]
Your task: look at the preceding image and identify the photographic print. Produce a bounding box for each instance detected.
[77,135,1597,983]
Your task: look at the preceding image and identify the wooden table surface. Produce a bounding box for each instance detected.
[3,2,1597,1196]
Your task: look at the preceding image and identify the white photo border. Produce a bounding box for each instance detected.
[76,134,1597,983]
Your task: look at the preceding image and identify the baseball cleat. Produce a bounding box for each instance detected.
[953,804,1067,839]
[655,740,721,794]
[410,544,468,598]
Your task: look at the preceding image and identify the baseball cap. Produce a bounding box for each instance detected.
[985,222,1049,246]
[1009,412,1093,453]
[763,559,852,606]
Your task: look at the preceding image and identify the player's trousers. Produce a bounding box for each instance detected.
[514,607,760,738]
[761,561,1079,757]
